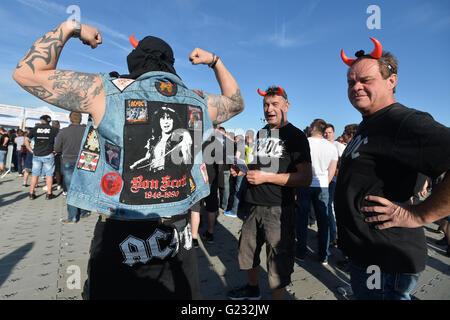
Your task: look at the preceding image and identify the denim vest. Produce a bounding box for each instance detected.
[67,71,212,219]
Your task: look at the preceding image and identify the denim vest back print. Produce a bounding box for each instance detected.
[67,71,213,219]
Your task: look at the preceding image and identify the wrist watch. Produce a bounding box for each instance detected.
[72,20,81,38]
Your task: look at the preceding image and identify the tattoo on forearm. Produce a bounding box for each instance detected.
[20,28,64,74]
[210,89,244,125]
[23,86,53,100]
[47,71,98,112]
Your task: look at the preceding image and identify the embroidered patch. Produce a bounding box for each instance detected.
[187,106,202,130]
[111,78,135,92]
[192,89,204,98]
[155,82,177,97]
[125,99,148,123]
[189,178,196,192]
[83,127,101,153]
[200,162,208,184]
[101,172,123,196]
[105,142,121,170]
[77,151,99,172]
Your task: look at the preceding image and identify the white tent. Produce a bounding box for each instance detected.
[0,104,89,130]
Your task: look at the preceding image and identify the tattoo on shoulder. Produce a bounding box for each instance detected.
[209,89,244,125]
[47,71,100,112]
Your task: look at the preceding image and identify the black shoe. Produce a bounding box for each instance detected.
[45,193,56,200]
[80,212,91,219]
[29,193,36,200]
[193,238,199,249]
[228,284,261,300]
[201,231,214,244]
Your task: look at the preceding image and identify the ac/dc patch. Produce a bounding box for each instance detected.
[156,82,177,97]
[187,106,202,130]
[83,127,101,153]
[101,172,123,196]
[105,142,121,170]
[77,150,99,172]
[111,78,135,92]
[125,99,148,123]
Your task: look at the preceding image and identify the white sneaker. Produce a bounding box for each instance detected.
[56,185,62,191]
[63,191,67,196]
[42,185,48,191]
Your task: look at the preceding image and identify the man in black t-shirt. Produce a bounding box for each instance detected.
[227,86,312,300]
[25,115,59,200]
[335,39,450,300]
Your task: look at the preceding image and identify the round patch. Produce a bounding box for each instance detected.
[101,172,123,196]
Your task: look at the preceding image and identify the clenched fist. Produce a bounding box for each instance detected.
[189,48,214,65]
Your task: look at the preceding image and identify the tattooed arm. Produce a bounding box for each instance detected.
[12,21,105,125]
[189,48,244,125]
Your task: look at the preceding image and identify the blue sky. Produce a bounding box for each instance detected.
[1,0,449,136]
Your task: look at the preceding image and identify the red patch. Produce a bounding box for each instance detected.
[155,82,177,96]
[192,89,204,98]
[200,162,208,184]
[101,172,123,196]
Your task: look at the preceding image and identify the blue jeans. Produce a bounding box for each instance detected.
[296,186,330,260]
[230,175,247,215]
[16,151,25,174]
[0,150,6,165]
[31,153,55,177]
[328,180,337,241]
[349,262,422,300]
[221,170,231,210]
[62,162,89,222]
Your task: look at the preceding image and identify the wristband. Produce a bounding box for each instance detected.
[210,55,219,69]
[72,20,81,38]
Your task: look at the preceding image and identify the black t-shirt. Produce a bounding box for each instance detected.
[27,124,58,156]
[0,134,8,151]
[245,123,311,206]
[335,103,450,274]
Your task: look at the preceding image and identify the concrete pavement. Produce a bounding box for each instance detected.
[0,172,449,300]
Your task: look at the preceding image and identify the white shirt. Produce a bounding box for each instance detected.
[308,137,338,187]
[331,140,346,182]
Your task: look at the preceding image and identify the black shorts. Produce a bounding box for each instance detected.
[83,214,200,300]
[238,204,296,290]
[203,163,219,212]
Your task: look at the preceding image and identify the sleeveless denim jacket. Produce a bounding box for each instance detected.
[67,71,212,219]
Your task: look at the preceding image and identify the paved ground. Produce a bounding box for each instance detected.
[0,173,449,300]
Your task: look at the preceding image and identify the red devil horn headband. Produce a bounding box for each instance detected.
[340,37,382,67]
[257,86,285,97]
[130,34,139,48]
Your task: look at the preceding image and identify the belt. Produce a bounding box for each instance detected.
[98,211,188,226]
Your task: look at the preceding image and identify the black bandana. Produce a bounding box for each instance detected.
[111,36,178,80]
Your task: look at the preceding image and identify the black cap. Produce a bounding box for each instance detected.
[40,115,51,123]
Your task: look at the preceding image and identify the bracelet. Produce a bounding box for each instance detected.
[208,53,216,67]
[210,55,219,69]
[72,20,81,38]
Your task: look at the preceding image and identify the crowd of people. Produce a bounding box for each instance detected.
[6,19,449,300]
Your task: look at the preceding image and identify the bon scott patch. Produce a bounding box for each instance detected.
[111,78,135,92]
[83,127,101,153]
[155,82,177,97]
[105,142,121,170]
[101,172,123,196]
[77,150,99,172]
[200,162,208,184]
[125,99,148,123]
